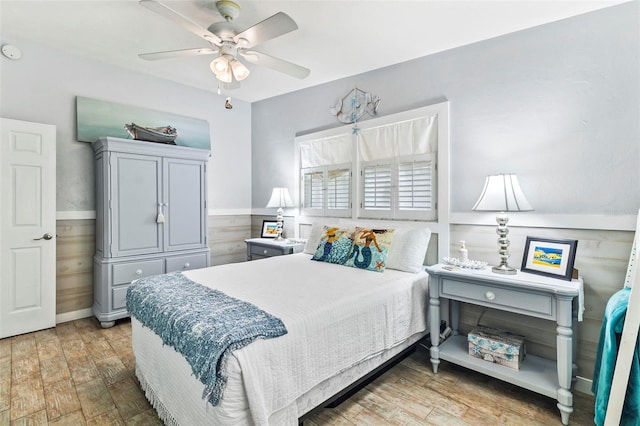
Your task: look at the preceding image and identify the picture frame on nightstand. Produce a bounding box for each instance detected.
[261,220,280,238]
[521,237,578,281]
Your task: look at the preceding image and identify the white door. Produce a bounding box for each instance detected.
[0,118,56,338]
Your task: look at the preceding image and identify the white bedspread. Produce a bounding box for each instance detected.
[136,253,429,425]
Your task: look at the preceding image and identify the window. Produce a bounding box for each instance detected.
[301,165,351,217]
[296,106,442,222]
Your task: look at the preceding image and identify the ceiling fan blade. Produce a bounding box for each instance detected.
[241,50,310,79]
[234,12,298,49]
[139,0,222,45]
[139,47,218,61]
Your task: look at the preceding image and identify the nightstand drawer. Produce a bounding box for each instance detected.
[441,278,554,317]
[250,244,286,257]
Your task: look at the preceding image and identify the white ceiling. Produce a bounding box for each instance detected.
[0,0,626,103]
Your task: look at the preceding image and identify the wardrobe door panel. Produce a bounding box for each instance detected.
[111,153,162,256]
[164,158,206,251]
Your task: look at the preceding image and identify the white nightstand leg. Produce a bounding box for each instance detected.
[429,291,441,374]
[556,297,574,425]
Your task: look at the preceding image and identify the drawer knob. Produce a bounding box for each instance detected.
[184,262,190,268]
[263,249,268,254]
[135,269,143,275]
[485,291,496,301]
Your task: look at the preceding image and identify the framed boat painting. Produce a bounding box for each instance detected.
[76,96,210,150]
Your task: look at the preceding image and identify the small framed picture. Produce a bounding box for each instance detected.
[261,220,280,238]
[521,237,578,281]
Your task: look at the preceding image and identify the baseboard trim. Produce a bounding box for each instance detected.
[56,308,93,324]
[574,375,594,396]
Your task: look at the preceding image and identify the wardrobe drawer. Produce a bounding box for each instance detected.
[441,278,554,317]
[112,286,129,310]
[112,259,163,285]
[166,253,208,272]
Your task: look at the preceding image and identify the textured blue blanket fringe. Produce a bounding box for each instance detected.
[126,272,287,406]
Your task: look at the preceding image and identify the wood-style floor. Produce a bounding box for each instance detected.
[0,318,596,425]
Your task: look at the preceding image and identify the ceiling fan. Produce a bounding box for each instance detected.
[138,0,310,85]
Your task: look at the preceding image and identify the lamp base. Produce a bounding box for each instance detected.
[492,264,517,275]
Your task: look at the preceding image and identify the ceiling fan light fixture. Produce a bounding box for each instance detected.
[210,56,229,76]
[230,59,250,81]
[217,66,233,83]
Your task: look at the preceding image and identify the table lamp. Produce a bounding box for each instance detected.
[472,174,533,274]
[266,187,294,241]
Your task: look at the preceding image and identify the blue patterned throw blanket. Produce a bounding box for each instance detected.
[126,272,287,406]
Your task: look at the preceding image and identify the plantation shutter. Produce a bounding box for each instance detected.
[396,155,436,220]
[302,169,324,213]
[327,167,350,211]
[362,162,392,218]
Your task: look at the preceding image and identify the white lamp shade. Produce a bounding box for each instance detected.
[210,56,228,75]
[230,59,250,81]
[266,187,294,208]
[472,174,533,212]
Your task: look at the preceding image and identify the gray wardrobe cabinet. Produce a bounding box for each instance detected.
[92,137,210,328]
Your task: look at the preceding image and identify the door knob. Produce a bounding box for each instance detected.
[34,233,54,241]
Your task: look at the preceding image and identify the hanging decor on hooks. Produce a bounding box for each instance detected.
[329,86,381,133]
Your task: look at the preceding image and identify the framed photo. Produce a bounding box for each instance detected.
[521,237,578,281]
[261,220,280,238]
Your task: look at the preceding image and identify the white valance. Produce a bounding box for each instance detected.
[358,115,437,161]
[299,133,352,168]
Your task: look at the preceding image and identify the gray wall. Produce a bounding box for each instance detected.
[0,35,253,213]
[251,3,639,215]
[249,2,640,383]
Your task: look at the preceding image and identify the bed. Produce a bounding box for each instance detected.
[129,224,432,425]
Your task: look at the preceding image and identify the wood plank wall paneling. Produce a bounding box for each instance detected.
[208,215,252,265]
[56,220,95,314]
[53,216,633,382]
[451,224,634,380]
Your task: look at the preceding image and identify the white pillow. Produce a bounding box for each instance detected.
[303,222,339,254]
[386,227,431,273]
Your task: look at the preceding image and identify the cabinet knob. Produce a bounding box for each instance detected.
[263,249,268,254]
[184,262,190,268]
[485,291,496,301]
[135,269,142,275]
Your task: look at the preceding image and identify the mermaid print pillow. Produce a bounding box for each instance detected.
[311,226,355,264]
[343,227,395,272]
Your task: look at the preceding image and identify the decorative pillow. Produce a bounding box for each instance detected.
[303,222,327,255]
[343,227,395,272]
[311,226,355,264]
[386,227,432,273]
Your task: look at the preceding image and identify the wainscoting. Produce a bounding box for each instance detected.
[56,220,95,316]
[53,214,633,386]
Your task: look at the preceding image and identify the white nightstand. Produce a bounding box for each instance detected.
[425,264,583,425]
[245,238,305,261]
